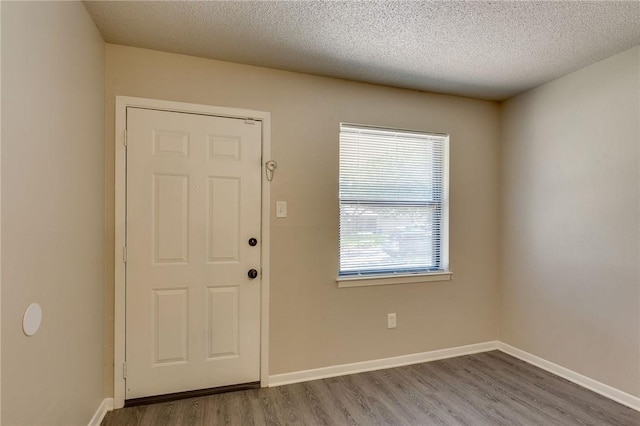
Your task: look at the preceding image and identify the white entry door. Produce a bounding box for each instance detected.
[125,107,262,399]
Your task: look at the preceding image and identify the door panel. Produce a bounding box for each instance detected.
[209,177,240,262]
[126,107,262,399]
[207,286,239,358]
[153,288,188,365]
[154,174,189,263]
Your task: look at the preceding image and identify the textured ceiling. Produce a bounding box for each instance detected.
[83,1,640,101]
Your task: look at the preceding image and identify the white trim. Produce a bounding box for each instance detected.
[260,109,272,387]
[269,341,498,387]
[114,96,271,407]
[637,44,640,417]
[268,340,640,413]
[441,134,450,271]
[114,97,127,409]
[337,271,452,288]
[0,2,3,416]
[497,342,640,412]
[87,398,114,426]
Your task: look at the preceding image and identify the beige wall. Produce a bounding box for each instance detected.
[1,2,106,424]
[500,46,640,397]
[105,45,500,393]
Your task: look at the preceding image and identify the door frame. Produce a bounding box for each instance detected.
[114,96,271,409]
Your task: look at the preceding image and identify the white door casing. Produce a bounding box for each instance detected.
[114,97,271,407]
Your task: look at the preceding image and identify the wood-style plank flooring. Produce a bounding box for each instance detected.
[102,351,640,425]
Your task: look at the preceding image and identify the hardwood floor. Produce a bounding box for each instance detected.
[102,351,640,425]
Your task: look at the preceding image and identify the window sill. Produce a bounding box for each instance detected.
[336,271,453,288]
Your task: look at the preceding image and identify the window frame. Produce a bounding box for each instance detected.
[336,123,452,288]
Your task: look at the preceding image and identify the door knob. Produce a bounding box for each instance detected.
[248,238,258,246]
[248,269,258,279]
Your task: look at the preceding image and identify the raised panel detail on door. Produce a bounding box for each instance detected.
[208,177,240,263]
[209,135,240,160]
[154,174,189,263]
[154,130,189,157]
[207,287,239,359]
[153,288,188,365]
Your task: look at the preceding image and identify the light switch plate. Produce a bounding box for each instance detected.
[387,313,397,329]
[276,201,287,218]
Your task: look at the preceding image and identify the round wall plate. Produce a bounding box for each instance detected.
[23,303,42,336]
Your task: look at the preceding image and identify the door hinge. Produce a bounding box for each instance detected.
[123,129,128,146]
[123,246,127,263]
[123,362,127,379]
[244,119,256,125]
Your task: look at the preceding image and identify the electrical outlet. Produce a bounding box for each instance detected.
[387,313,397,329]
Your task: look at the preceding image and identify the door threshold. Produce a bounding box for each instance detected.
[124,381,261,407]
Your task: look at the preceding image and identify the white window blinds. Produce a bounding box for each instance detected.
[339,123,449,277]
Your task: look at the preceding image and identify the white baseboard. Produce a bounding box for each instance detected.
[88,398,114,426]
[94,342,639,415]
[497,342,640,412]
[269,341,499,387]
[268,340,640,413]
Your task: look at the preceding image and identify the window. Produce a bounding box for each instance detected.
[338,123,450,284]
